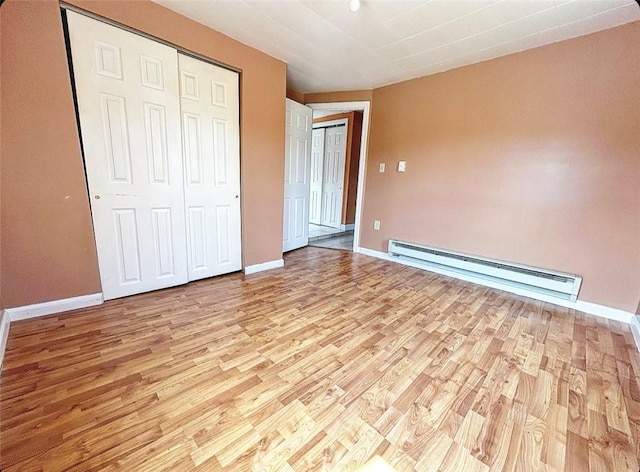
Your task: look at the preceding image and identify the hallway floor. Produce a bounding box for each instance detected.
[309,232,354,251]
[309,223,344,240]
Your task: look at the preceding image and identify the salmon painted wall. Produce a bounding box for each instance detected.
[305,90,373,104]
[1,0,286,308]
[286,88,305,103]
[361,22,640,313]
[1,0,101,308]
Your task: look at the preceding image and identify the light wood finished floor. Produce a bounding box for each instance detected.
[2,247,640,471]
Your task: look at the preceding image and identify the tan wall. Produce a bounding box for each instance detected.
[286,88,305,103]
[361,22,640,312]
[1,0,101,308]
[305,90,373,104]
[1,0,286,308]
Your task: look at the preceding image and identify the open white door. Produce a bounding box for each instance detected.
[309,128,325,225]
[283,99,312,252]
[178,54,242,280]
[321,125,347,229]
[67,11,188,300]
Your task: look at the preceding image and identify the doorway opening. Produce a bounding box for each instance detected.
[306,102,371,253]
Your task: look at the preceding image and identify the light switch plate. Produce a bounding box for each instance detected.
[373,220,381,230]
[379,163,385,173]
[398,161,406,172]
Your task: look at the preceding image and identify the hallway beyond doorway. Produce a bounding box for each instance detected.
[309,223,353,251]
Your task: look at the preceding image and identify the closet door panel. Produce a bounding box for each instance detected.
[309,128,325,225]
[320,125,347,229]
[178,54,242,280]
[67,11,188,300]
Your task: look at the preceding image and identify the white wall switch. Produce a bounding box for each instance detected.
[373,220,381,230]
[379,163,385,173]
[398,161,406,172]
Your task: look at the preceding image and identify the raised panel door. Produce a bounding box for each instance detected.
[67,11,188,300]
[178,54,242,280]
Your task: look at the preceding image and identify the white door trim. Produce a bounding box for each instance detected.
[313,118,348,129]
[307,101,371,252]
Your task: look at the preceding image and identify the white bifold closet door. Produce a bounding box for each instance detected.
[321,125,347,229]
[67,11,188,300]
[66,11,241,300]
[309,128,325,226]
[178,54,241,281]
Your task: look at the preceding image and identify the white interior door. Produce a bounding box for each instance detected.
[67,11,188,300]
[283,99,312,252]
[309,128,325,225]
[178,54,242,280]
[321,125,347,229]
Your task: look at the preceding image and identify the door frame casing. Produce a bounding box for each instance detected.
[312,118,348,130]
[307,101,371,253]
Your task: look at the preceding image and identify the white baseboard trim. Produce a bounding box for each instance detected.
[5,293,104,322]
[0,310,10,369]
[571,300,634,324]
[341,224,355,231]
[0,293,104,369]
[357,247,636,325]
[244,258,285,275]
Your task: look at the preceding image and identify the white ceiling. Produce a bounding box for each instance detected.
[152,0,640,94]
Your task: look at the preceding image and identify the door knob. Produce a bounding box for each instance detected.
[94,195,101,199]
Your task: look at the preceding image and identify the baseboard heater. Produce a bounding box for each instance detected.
[388,239,582,301]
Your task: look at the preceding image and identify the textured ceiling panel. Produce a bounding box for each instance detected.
[152,0,640,93]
